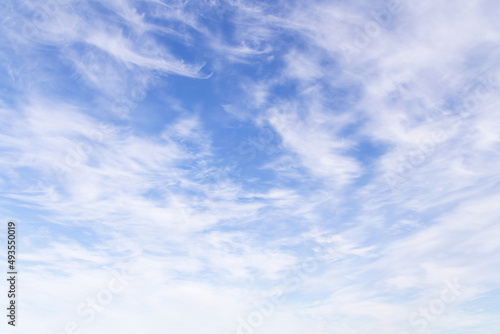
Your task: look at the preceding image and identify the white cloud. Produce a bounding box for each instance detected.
[1,0,500,333]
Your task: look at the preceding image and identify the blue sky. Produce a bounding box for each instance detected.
[1,0,500,333]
